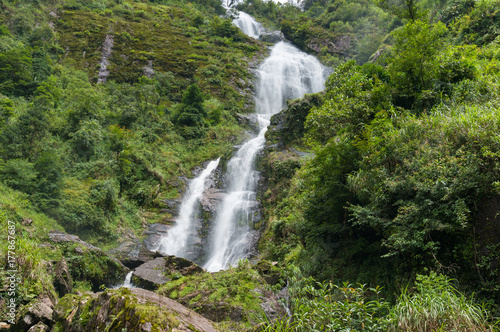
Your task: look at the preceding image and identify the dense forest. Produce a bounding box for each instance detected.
[0,0,500,331]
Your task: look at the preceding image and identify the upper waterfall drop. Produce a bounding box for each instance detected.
[154,158,220,260]
[223,0,302,8]
[256,41,325,115]
[232,12,262,38]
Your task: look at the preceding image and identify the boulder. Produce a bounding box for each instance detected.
[54,257,72,297]
[53,288,218,332]
[132,256,204,290]
[109,239,166,269]
[131,257,170,290]
[235,113,260,133]
[259,31,285,43]
[27,322,49,332]
[12,299,53,332]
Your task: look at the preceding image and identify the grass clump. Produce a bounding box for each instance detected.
[389,272,495,332]
[262,270,496,332]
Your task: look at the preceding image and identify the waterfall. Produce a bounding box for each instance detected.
[154,158,220,259]
[123,271,134,288]
[255,41,325,114]
[233,12,262,38]
[113,271,134,289]
[223,0,302,8]
[204,35,326,271]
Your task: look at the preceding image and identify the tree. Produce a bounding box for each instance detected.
[387,20,447,109]
[0,45,34,96]
[374,0,422,21]
[172,83,208,139]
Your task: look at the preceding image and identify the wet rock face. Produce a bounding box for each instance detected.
[53,288,218,332]
[132,256,204,290]
[259,31,285,43]
[235,113,261,133]
[142,223,173,251]
[201,188,226,213]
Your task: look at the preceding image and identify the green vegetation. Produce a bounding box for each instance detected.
[0,0,266,246]
[264,270,495,331]
[1,0,500,330]
[257,0,500,330]
[157,259,275,330]
[0,0,265,325]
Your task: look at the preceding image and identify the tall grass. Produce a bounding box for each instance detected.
[388,272,496,332]
[260,270,497,332]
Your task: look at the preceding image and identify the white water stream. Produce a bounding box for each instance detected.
[154,159,220,258]
[204,31,326,271]
[233,11,262,38]
[113,271,134,289]
[154,9,325,272]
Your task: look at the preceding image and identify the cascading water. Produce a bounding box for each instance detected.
[113,271,134,289]
[255,41,325,114]
[223,0,302,8]
[204,37,326,271]
[154,159,220,260]
[232,12,262,38]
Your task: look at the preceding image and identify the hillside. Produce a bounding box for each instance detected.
[1,0,500,331]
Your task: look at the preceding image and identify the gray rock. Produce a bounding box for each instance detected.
[235,113,260,133]
[161,198,181,214]
[259,31,285,43]
[48,231,99,250]
[132,256,204,290]
[143,60,154,78]
[307,35,352,55]
[132,257,169,290]
[97,34,114,83]
[142,223,172,251]
[27,322,49,332]
[54,257,72,297]
[12,299,53,332]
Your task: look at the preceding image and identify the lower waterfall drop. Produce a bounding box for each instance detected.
[204,37,326,272]
[154,158,220,260]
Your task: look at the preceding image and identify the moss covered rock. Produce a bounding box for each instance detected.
[49,231,129,291]
[157,261,286,330]
[52,288,218,332]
